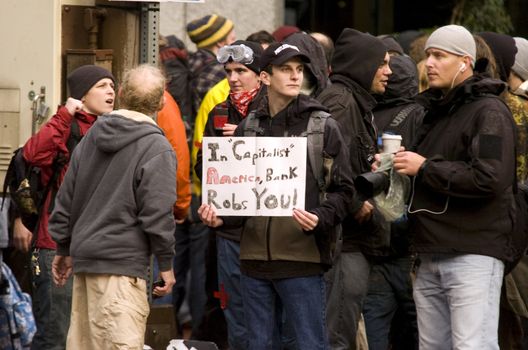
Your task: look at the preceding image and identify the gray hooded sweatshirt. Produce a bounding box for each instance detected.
[50,109,177,279]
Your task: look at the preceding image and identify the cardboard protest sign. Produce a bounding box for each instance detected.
[202,137,307,216]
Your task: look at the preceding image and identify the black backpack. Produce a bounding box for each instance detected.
[160,35,217,147]
[160,35,192,123]
[1,119,82,232]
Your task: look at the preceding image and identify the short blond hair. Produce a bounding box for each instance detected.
[119,64,166,116]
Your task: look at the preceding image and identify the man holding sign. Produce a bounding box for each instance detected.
[199,42,356,349]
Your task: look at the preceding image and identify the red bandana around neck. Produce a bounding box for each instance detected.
[230,86,259,117]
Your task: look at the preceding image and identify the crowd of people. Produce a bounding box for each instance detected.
[1,11,528,350]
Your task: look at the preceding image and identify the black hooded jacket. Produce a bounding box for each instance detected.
[410,74,516,261]
[317,28,390,255]
[372,55,425,257]
[373,55,425,148]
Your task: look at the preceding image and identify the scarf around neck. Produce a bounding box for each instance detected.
[230,86,259,117]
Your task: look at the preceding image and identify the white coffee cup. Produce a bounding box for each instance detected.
[382,134,403,154]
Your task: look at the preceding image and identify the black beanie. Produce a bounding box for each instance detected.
[67,65,115,100]
[478,32,517,83]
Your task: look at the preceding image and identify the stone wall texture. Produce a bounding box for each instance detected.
[160,0,284,51]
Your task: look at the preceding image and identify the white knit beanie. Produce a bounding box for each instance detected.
[512,37,528,81]
[425,25,476,66]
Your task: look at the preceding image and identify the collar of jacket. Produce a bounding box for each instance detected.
[329,74,377,116]
[110,109,157,125]
[253,92,327,128]
[253,93,299,124]
[74,108,98,124]
[418,73,507,125]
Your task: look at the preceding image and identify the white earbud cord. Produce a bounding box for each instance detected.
[408,176,450,215]
[449,65,464,90]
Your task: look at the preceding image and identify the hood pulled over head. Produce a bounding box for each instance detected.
[331,28,387,91]
[284,32,329,95]
[377,55,419,105]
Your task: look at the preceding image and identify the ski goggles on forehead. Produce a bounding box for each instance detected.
[217,44,255,64]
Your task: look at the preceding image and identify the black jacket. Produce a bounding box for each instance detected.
[317,28,390,256]
[232,94,355,277]
[373,55,425,257]
[410,74,516,261]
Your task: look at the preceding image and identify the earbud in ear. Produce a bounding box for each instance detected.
[459,63,466,71]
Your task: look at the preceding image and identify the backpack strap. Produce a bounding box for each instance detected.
[66,118,82,155]
[303,110,330,195]
[1,149,23,210]
[389,104,420,128]
[243,109,330,199]
[243,111,263,136]
[48,118,83,214]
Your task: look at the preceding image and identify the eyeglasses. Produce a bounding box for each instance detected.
[217,44,254,65]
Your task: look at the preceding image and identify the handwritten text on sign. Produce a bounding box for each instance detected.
[202,137,307,216]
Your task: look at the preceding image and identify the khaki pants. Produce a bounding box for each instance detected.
[67,273,150,350]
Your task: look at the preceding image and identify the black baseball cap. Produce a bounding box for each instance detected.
[259,42,311,71]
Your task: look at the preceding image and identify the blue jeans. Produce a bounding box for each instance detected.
[172,220,209,334]
[216,236,246,350]
[216,237,296,350]
[31,248,72,350]
[363,256,417,350]
[414,253,504,350]
[241,273,328,350]
[325,251,371,350]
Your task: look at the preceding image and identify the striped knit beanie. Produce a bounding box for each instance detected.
[187,14,234,49]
